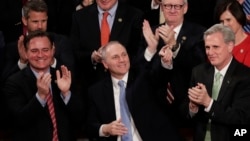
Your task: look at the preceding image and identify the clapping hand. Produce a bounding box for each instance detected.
[159,45,173,65]
[142,19,159,53]
[158,24,176,46]
[56,65,71,96]
[37,72,51,100]
[18,35,27,64]
[188,83,211,108]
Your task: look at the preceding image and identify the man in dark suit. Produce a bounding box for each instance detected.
[70,0,144,90]
[1,0,75,85]
[3,31,84,141]
[183,24,250,141]
[0,1,76,138]
[87,41,181,141]
[0,0,74,43]
[137,0,207,140]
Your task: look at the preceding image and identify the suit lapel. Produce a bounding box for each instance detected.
[110,2,126,40]
[217,59,237,101]
[24,67,38,93]
[89,6,101,49]
[205,66,215,97]
[104,77,117,119]
[125,71,135,113]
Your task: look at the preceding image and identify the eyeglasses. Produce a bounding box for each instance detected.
[162,4,184,10]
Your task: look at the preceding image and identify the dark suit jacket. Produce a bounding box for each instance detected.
[124,0,160,26]
[182,58,250,141]
[1,32,75,84]
[70,1,144,88]
[87,57,181,141]
[0,30,4,75]
[3,66,84,141]
[137,20,207,129]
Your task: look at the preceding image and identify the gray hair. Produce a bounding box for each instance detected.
[23,0,48,19]
[99,41,126,60]
[204,24,235,44]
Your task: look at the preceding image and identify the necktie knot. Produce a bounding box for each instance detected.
[118,80,125,88]
[103,12,109,18]
[215,72,222,82]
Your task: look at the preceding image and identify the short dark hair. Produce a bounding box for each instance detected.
[23,30,54,50]
[215,0,246,26]
[23,0,48,19]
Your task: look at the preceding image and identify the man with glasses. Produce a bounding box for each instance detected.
[137,0,207,140]
[151,0,216,28]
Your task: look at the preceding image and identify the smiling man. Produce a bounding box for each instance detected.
[87,41,181,141]
[184,24,250,141]
[3,30,84,141]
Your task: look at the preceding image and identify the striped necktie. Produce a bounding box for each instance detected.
[47,92,59,141]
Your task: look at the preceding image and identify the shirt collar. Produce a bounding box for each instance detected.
[214,57,233,77]
[30,67,50,79]
[111,72,129,89]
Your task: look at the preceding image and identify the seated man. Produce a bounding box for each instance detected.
[3,30,84,141]
[87,41,181,141]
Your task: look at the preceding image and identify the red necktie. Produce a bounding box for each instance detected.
[46,92,59,141]
[101,12,110,46]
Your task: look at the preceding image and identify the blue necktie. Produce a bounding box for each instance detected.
[118,80,132,141]
[243,0,250,32]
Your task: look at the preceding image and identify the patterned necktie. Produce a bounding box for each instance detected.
[46,92,59,141]
[101,12,110,46]
[243,0,250,32]
[118,80,132,141]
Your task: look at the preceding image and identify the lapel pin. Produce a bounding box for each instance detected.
[181,36,186,44]
[118,18,122,22]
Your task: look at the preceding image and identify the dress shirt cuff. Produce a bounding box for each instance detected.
[36,92,47,107]
[60,91,71,105]
[99,125,110,137]
[18,59,27,70]
[51,58,57,68]
[161,59,173,70]
[204,99,214,112]
[144,47,156,61]
[151,0,160,9]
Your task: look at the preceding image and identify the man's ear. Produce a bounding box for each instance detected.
[183,3,188,14]
[228,41,234,53]
[102,60,108,70]
[52,45,55,55]
[22,17,27,26]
